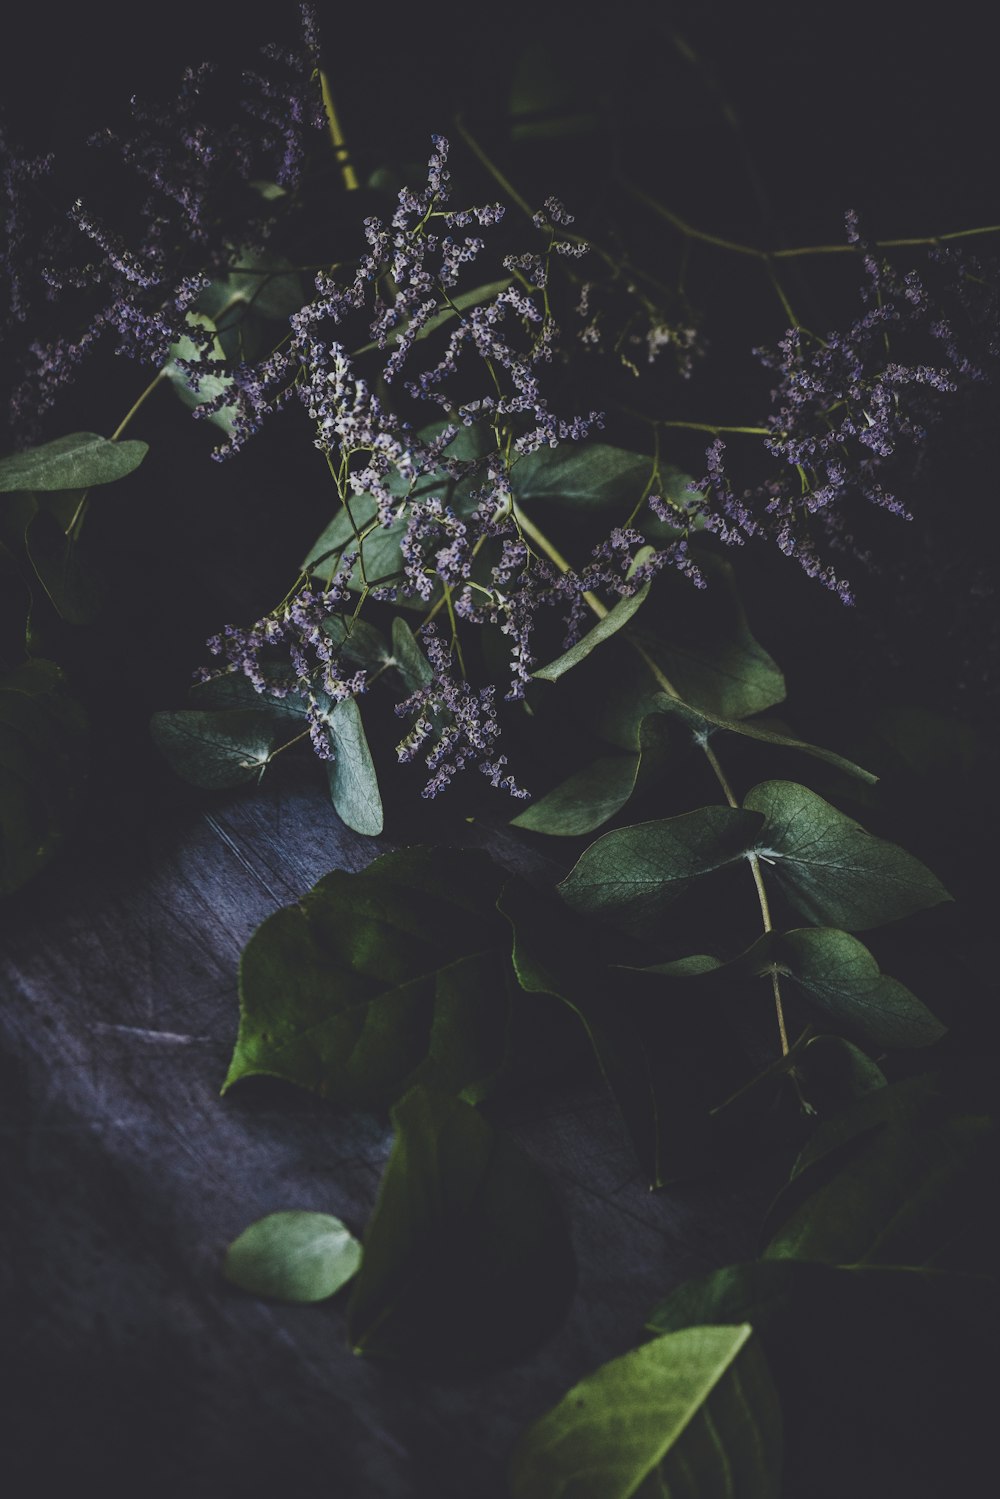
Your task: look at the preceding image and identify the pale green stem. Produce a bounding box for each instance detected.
[319,71,359,191]
[66,367,168,538]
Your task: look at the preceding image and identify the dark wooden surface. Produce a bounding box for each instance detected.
[0,764,788,1498]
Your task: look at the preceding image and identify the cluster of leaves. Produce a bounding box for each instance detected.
[221,844,993,1491]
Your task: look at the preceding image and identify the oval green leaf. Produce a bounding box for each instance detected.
[0,432,148,492]
[224,1210,362,1302]
[510,1324,782,1499]
[323,697,383,836]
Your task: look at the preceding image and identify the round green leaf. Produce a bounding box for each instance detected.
[224,1211,361,1302]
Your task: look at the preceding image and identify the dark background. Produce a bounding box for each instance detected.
[2,3,997,1495]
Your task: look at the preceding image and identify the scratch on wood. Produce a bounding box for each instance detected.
[91,1022,211,1045]
[203,812,284,905]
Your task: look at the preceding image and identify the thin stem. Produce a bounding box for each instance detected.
[454,116,534,218]
[67,367,168,538]
[319,70,359,192]
[514,501,792,1059]
[511,500,608,618]
[623,179,1000,258]
[109,367,167,442]
[660,419,770,436]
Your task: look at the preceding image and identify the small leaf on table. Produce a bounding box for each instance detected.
[224,1210,362,1302]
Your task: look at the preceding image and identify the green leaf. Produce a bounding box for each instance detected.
[215,248,304,323]
[647,692,877,784]
[533,583,652,683]
[347,1085,575,1370]
[24,508,102,625]
[642,927,944,1050]
[223,1210,362,1302]
[391,615,433,692]
[762,1072,998,1270]
[0,432,148,493]
[510,750,644,837]
[223,847,515,1106]
[623,551,785,724]
[558,806,763,934]
[0,658,87,895]
[150,709,283,790]
[745,779,952,929]
[796,1034,887,1112]
[322,615,392,671]
[511,442,699,526]
[324,697,383,836]
[509,1324,782,1499]
[647,1258,998,1499]
[164,312,239,434]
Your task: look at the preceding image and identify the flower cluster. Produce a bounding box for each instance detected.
[394,625,528,800]
[198,556,367,760]
[7,5,323,439]
[0,124,55,332]
[692,213,992,601]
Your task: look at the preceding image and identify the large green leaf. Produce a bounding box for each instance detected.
[323,697,383,836]
[648,1258,998,1499]
[745,780,952,929]
[223,847,515,1106]
[509,1324,782,1499]
[762,1072,998,1270]
[346,1086,575,1370]
[642,927,944,1050]
[0,432,148,492]
[150,708,284,790]
[558,806,763,934]
[223,1211,362,1303]
[0,658,87,895]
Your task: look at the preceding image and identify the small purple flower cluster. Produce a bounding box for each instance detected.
[693,212,992,601]
[198,554,367,760]
[7,5,323,439]
[0,125,54,331]
[394,625,528,800]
